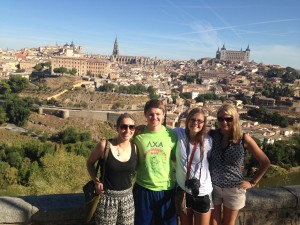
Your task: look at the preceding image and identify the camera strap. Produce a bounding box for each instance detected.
[185,142,198,181]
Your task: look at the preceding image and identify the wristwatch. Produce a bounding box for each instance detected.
[250,180,257,187]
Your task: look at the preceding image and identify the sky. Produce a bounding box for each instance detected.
[1,0,300,69]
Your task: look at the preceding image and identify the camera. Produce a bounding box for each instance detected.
[185,178,200,196]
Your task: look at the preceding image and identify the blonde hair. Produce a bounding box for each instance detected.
[185,108,207,158]
[217,104,242,144]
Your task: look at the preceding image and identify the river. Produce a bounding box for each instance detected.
[258,171,300,188]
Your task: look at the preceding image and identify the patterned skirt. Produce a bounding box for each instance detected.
[94,187,134,225]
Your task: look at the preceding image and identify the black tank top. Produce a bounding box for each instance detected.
[102,141,137,190]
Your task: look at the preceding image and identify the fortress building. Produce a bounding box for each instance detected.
[216,44,250,62]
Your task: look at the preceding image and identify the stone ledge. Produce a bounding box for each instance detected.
[243,185,300,211]
[0,197,38,223]
[0,185,299,225]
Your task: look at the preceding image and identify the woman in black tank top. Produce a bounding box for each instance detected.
[86,113,137,225]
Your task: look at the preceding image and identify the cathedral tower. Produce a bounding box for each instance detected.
[112,37,119,57]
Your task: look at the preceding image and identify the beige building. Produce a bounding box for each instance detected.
[19,60,39,71]
[216,44,250,62]
[51,56,110,77]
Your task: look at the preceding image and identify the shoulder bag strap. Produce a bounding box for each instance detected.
[94,139,110,182]
[101,139,110,183]
[185,142,198,181]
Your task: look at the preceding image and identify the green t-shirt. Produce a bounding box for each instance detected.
[134,125,177,191]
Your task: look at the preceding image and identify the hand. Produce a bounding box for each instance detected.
[94,182,104,195]
[239,180,252,190]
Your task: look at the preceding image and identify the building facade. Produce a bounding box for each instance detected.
[51,56,110,77]
[216,44,250,62]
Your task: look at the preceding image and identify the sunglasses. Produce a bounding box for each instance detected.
[190,118,204,124]
[217,117,233,123]
[119,124,136,131]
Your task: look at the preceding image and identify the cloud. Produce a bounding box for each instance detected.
[252,44,300,69]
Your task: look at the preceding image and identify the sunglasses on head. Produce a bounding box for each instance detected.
[217,116,233,123]
[190,118,204,124]
[119,124,136,131]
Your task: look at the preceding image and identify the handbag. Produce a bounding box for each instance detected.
[83,140,110,223]
[175,186,187,215]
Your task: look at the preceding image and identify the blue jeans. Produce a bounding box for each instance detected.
[133,183,177,225]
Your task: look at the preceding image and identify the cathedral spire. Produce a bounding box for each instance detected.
[112,36,119,56]
[246,44,250,51]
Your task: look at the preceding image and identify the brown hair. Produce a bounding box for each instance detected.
[185,107,206,158]
[116,113,136,127]
[144,99,165,115]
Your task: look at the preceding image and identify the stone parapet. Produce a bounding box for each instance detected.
[0,186,299,225]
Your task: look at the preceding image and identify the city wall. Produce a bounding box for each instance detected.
[39,107,133,125]
[0,185,299,225]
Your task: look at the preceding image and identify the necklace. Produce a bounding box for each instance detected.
[115,141,130,157]
[117,146,121,156]
[116,145,126,157]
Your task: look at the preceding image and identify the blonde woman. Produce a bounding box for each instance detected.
[86,113,137,225]
[209,104,270,225]
[174,107,213,225]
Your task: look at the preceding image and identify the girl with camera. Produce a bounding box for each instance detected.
[174,108,213,225]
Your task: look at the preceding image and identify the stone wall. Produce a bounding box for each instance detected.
[0,185,299,225]
[39,107,140,125]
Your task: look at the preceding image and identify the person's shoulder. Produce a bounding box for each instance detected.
[94,138,109,154]
[165,126,177,135]
[204,134,213,148]
[134,125,146,135]
[205,133,213,141]
[172,127,180,133]
[207,129,219,138]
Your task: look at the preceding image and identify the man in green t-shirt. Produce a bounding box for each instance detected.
[133,99,177,225]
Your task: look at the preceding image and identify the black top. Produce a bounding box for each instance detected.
[102,141,137,190]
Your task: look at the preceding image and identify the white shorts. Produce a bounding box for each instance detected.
[212,184,246,210]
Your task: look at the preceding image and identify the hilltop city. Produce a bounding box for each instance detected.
[0,38,299,144]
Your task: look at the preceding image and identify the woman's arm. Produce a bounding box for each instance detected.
[86,139,107,194]
[240,133,270,189]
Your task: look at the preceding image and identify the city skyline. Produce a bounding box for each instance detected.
[1,0,300,69]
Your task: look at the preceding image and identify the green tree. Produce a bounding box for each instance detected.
[87,70,92,76]
[4,95,31,126]
[53,67,68,75]
[0,106,7,124]
[3,167,18,185]
[69,68,77,76]
[57,127,79,144]
[33,63,43,71]
[16,68,25,73]
[112,101,124,109]
[179,92,192,99]
[0,161,10,188]
[0,81,11,94]
[170,72,178,79]
[6,152,22,168]
[147,86,158,99]
[43,62,51,68]
[29,151,89,195]
[7,75,29,93]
